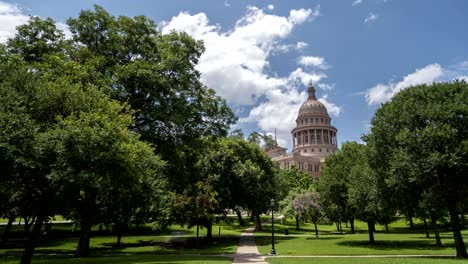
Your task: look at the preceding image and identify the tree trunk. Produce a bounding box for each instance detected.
[116,230,123,246]
[206,219,212,239]
[448,205,468,258]
[250,211,254,222]
[345,221,348,228]
[23,216,32,236]
[75,221,92,257]
[367,221,375,245]
[196,224,199,249]
[339,221,343,234]
[295,216,300,231]
[335,221,340,232]
[350,218,355,234]
[20,214,45,264]
[254,213,262,231]
[423,218,430,239]
[2,214,15,243]
[385,223,389,233]
[235,209,245,226]
[430,212,442,247]
[314,222,319,238]
[409,217,414,230]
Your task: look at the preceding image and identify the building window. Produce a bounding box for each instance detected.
[305,118,308,124]
[327,149,329,152]
[304,149,307,153]
[319,149,322,152]
[311,148,314,152]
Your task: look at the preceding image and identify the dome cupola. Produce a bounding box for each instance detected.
[291,82,338,160]
[298,84,328,116]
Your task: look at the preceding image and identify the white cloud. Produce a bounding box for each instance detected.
[352,0,363,6]
[364,13,378,24]
[298,55,328,69]
[272,41,309,53]
[296,41,307,49]
[318,94,342,116]
[239,89,305,147]
[288,68,326,86]
[224,1,231,7]
[162,6,320,105]
[289,7,318,24]
[0,1,29,43]
[0,2,72,43]
[267,4,274,10]
[162,5,339,147]
[366,63,444,105]
[317,83,335,90]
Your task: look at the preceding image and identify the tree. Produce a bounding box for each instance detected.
[2,7,237,261]
[366,81,468,257]
[66,5,237,189]
[347,160,380,245]
[278,167,315,230]
[0,16,167,262]
[319,142,389,244]
[319,142,358,234]
[292,191,321,238]
[195,137,279,231]
[45,90,167,257]
[248,132,277,151]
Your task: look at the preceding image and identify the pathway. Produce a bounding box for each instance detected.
[232,226,267,263]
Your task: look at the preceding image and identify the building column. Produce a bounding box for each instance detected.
[314,129,317,145]
[321,129,324,145]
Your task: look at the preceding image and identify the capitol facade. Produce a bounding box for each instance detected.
[267,83,338,177]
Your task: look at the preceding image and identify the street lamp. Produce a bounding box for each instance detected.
[270,198,276,255]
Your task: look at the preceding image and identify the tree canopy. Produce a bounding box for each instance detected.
[0,6,237,263]
[365,80,468,257]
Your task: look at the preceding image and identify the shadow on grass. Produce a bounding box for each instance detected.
[89,236,240,255]
[1,254,233,264]
[255,236,295,246]
[337,239,452,251]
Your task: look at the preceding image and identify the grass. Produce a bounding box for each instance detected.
[266,257,468,264]
[0,255,232,264]
[256,217,466,256]
[3,216,468,263]
[0,215,67,223]
[0,216,249,263]
[1,223,242,255]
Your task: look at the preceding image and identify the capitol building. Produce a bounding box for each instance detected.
[267,83,338,177]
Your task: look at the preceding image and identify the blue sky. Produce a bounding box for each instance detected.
[1,0,467,151]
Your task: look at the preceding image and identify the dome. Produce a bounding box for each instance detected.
[298,84,328,116]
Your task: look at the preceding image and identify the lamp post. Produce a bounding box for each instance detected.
[270,198,276,255]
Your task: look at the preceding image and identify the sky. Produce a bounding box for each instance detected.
[1,0,467,151]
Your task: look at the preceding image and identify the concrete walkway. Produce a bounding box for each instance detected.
[233,226,267,263]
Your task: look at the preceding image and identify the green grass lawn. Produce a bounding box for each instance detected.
[0,216,247,263]
[1,224,241,255]
[0,255,232,264]
[266,257,468,264]
[256,217,466,256]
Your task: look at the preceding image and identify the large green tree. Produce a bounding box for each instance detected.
[65,6,237,189]
[319,142,359,234]
[319,142,391,244]
[0,14,169,263]
[366,81,468,257]
[195,137,279,231]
